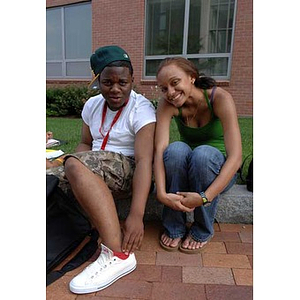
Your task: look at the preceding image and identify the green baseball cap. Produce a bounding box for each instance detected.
[90,45,131,76]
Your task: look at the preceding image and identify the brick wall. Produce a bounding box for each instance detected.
[47,0,253,116]
[227,0,253,116]
[91,0,145,85]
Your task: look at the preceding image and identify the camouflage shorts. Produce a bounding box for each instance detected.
[46,150,136,199]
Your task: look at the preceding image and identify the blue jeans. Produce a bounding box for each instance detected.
[162,141,237,242]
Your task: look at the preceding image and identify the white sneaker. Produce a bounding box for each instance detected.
[69,243,137,294]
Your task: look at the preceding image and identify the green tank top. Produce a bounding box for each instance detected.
[174,87,226,155]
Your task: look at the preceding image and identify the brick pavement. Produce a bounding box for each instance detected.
[46,221,253,300]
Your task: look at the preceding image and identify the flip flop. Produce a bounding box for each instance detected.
[179,235,213,254]
[159,234,182,252]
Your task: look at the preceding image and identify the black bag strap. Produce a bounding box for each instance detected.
[239,154,253,182]
[46,229,99,286]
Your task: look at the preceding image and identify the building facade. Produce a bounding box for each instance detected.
[46,0,252,116]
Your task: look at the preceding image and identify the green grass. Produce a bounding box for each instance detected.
[237,117,253,183]
[46,117,82,153]
[238,117,253,160]
[46,116,253,182]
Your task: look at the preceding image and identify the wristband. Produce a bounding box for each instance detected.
[199,191,211,207]
[55,157,64,164]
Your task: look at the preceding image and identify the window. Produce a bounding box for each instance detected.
[145,0,236,79]
[46,2,92,78]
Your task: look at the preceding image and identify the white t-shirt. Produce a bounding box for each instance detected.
[82,90,156,156]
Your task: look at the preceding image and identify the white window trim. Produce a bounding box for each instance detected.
[143,0,237,81]
[46,3,91,79]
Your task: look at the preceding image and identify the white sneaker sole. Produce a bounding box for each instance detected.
[69,263,136,294]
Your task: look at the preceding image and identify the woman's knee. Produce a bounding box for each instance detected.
[191,145,225,170]
[163,142,191,169]
[163,142,191,160]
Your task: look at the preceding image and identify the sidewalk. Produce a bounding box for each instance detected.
[46,220,253,300]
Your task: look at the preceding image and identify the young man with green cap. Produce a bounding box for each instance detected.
[50,45,156,294]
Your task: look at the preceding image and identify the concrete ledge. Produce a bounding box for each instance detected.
[115,184,253,224]
[215,184,253,224]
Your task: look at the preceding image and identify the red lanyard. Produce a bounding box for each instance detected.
[99,99,129,150]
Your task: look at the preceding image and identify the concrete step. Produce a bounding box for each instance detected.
[115,184,253,224]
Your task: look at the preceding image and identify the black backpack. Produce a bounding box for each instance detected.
[240,154,253,192]
[46,175,99,286]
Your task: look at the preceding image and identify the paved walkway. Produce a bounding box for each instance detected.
[46,220,253,300]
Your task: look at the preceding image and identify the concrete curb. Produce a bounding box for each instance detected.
[115,184,253,224]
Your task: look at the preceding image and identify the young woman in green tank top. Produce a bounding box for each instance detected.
[154,57,242,253]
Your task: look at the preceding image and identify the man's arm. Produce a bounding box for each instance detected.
[75,121,93,152]
[122,122,156,254]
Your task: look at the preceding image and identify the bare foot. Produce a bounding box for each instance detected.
[181,234,208,250]
[160,233,181,249]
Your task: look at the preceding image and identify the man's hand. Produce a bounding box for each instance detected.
[121,214,144,255]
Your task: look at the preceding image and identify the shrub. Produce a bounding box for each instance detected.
[149,85,160,109]
[46,84,158,117]
[46,85,99,117]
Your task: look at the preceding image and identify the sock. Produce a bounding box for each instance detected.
[113,251,129,260]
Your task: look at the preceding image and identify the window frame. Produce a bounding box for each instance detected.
[46,2,92,79]
[143,0,237,80]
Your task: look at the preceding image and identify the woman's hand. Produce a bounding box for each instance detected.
[158,192,195,212]
[177,192,203,209]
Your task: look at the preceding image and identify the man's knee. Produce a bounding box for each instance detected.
[64,157,83,179]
